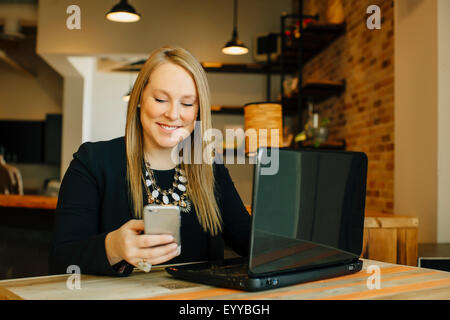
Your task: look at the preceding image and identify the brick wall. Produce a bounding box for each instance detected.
[300,0,394,213]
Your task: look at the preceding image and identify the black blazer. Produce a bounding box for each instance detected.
[49,136,251,276]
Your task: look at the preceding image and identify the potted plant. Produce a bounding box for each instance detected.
[294,117,330,148]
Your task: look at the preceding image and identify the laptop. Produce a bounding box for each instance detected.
[166,147,368,291]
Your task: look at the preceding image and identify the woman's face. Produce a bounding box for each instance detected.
[140,62,199,151]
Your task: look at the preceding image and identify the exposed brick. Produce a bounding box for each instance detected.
[302,0,394,213]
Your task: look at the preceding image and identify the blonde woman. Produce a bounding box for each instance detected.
[49,46,251,276]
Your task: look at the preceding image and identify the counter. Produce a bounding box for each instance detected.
[0,194,57,210]
[0,195,57,280]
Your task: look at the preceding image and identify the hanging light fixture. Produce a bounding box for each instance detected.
[106,0,141,23]
[222,0,248,55]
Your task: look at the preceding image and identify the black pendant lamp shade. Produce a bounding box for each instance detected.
[222,0,248,55]
[106,0,141,23]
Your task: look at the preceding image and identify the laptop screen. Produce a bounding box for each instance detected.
[249,148,368,276]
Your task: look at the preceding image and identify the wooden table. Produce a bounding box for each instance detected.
[0,259,449,300]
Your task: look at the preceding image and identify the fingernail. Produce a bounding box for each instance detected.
[177,245,181,256]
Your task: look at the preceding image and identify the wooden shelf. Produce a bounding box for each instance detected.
[281,80,345,115]
[294,139,346,150]
[211,105,244,115]
[202,62,268,74]
[210,80,344,115]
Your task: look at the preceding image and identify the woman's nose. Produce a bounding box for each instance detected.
[164,102,180,120]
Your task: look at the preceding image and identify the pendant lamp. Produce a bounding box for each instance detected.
[106,0,141,23]
[222,0,248,55]
[244,102,283,157]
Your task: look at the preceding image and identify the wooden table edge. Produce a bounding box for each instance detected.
[0,195,57,210]
[0,285,24,300]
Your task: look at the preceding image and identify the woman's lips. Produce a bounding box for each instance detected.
[157,122,182,133]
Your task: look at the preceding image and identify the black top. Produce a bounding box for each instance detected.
[49,136,251,277]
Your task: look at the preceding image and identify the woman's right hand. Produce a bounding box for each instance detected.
[105,219,180,268]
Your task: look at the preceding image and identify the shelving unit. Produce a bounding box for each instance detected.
[203,20,346,117]
[279,9,346,122]
[210,80,345,116]
[278,1,346,150]
[211,105,244,115]
[281,22,346,67]
[201,62,270,74]
[281,80,345,115]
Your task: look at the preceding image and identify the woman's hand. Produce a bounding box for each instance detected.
[105,219,180,268]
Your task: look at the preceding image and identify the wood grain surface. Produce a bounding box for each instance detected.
[0,259,449,300]
[0,195,57,210]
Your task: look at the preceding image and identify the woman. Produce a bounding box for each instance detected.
[49,46,251,276]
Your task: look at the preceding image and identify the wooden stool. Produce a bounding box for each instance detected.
[362,211,419,266]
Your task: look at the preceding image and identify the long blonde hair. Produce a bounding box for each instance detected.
[125,45,222,236]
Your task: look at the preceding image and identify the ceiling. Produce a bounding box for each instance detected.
[0,0,38,75]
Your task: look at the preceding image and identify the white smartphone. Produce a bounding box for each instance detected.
[143,205,181,245]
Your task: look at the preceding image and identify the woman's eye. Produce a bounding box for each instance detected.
[182,103,194,107]
[154,98,166,103]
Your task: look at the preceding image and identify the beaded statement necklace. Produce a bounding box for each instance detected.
[142,160,192,213]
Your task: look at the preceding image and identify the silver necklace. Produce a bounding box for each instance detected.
[142,160,191,213]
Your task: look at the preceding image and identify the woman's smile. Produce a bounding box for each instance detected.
[156,122,182,133]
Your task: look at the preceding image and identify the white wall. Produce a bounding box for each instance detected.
[437,0,450,242]
[68,57,97,142]
[0,60,61,120]
[68,56,96,143]
[90,70,130,141]
[395,0,450,243]
[38,53,88,175]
